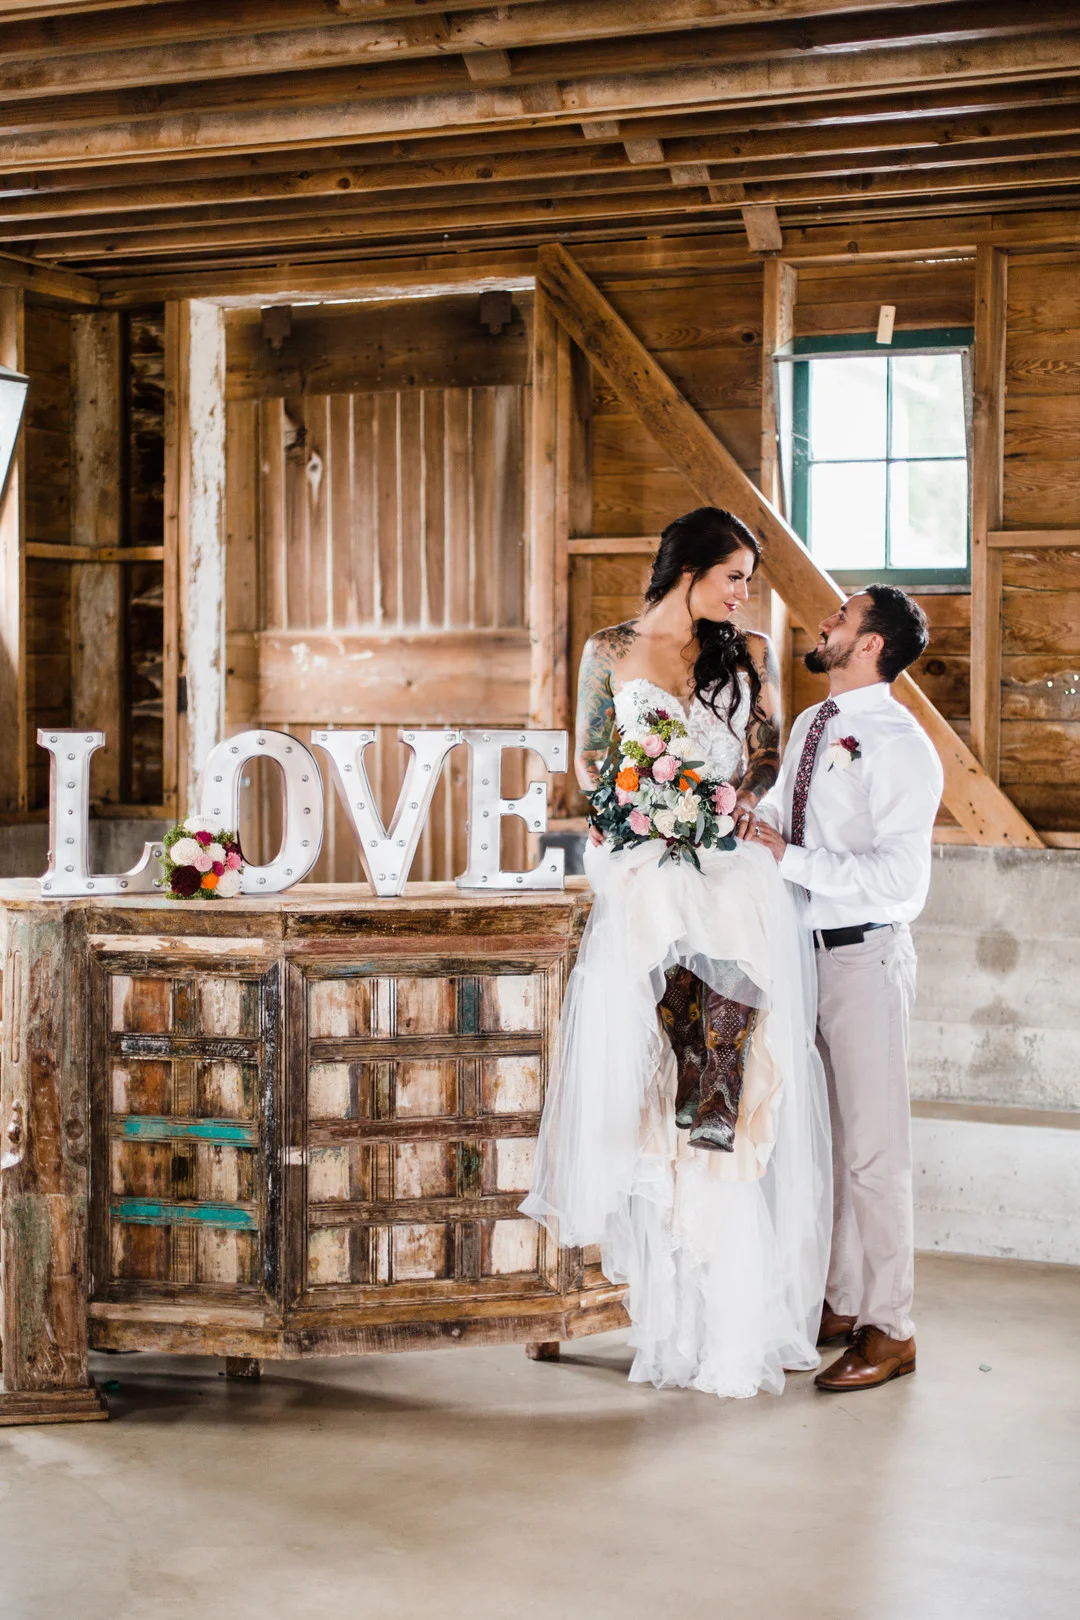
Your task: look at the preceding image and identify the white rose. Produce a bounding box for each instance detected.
[169,836,201,866]
[676,790,700,823]
[667,734,694,760]
[215,869,242,898]
[653,808,678,838]
[714,814,735,837]
[205,842,226,864]
[824,741,854,773]
[183,814,218,834]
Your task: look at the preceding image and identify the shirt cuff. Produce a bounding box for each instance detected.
[778,843,809,884]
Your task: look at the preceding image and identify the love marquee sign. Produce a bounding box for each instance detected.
[37,726,570,899]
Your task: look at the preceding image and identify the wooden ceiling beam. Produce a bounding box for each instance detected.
[6,111,1080,230]
[0,1,1003,97]
[6,75,1079,204]
[4,25,1079,172]
[5,6,1078,139]
[0,247,98,304]
[82,204,1080,305]
[32,151,1080,263]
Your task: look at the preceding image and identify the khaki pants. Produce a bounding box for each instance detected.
[815,923,917,1340]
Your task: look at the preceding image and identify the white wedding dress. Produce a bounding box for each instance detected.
[521,677,832,1398]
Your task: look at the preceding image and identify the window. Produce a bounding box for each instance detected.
[789,329,974,587]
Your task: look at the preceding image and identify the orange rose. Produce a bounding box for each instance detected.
[200,871,219,890]
[616,766,639,792]
[677,769,701,791]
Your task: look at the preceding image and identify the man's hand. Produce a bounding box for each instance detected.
[752,820,788,864]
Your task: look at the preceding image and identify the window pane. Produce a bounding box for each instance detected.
[809,357,887,461]
[809,461,887,570]
[890,353,967,458]
[889,460,969,570]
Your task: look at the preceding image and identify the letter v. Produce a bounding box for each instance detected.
[313,728,461,896]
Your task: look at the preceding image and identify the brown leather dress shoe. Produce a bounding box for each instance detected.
[814,1325,916,1392]
[817,1303,857,1348]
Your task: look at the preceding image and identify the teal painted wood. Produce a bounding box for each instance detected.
[114,1117,257,1145]
[111,1199,258,1229]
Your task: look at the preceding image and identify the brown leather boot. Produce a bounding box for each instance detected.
[658,966,708,1129]
[687,991,756,1152]
[814,1325,916,1392]
[817,1303,857,1347]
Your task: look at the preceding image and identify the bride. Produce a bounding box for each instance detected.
[521,506,832,1399]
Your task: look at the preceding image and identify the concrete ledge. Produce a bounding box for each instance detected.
[914,1109,1080,1265]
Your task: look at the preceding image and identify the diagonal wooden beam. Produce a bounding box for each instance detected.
[536,241,1044,848]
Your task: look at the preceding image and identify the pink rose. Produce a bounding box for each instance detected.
[652,754,678,783]
[192,851,213,873]
[642,733,665,758]
[616,786,635,806]
[225,851,242,871]
[628,808,652,835]
[713,782,737,815]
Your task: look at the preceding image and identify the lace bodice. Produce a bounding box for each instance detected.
[613,676,751,784]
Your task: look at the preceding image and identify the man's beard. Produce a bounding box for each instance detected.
[804,638,853,675]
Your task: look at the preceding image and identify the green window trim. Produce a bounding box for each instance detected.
[788,328,975,590]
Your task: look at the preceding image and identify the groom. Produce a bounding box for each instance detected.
[741,585,943,1392]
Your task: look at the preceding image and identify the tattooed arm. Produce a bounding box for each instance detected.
[574,623,637,797]
[734,632,782,812]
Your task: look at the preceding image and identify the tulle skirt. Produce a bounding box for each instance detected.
[520,834,832,1399]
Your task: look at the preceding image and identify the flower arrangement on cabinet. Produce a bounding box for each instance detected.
[587,708,739,870]
[161,815,244,899]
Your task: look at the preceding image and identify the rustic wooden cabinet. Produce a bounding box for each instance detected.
[0,881,623,1425]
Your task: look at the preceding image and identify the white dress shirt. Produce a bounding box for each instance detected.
[756,682,944,931]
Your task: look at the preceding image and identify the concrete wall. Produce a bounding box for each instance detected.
[911,846,1080,1265]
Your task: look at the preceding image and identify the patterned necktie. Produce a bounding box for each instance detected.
[790,698,838,847]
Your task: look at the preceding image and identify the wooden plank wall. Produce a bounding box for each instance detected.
[999,249,1080,832]
[126,308,167,807]
[567,257,979,827]
[223,294,532,881]
[22,300,72,810]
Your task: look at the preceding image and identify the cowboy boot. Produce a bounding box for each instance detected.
[687,991,757,1152]
[658,965,708,1128]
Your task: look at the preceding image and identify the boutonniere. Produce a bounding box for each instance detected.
[824,736,862,772]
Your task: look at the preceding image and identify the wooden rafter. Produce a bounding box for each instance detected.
[536,241,1044,848]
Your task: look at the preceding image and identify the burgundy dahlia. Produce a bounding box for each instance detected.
[195,830,213,847]
[170,864,201,898]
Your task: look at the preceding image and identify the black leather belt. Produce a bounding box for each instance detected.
[813,922,889,949]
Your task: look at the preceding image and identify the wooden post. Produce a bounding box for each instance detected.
[165,299,227,815]
[537,242,1042,848]
[0,287,26,814]
[70,312,124,806]
[761,259,798,744]
[971,245,1008,782]
[0,904,107,1425]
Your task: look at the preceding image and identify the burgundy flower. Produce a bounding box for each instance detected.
[840,736,859,753]
[654,708,670,721]
[212,860,225,876]
[170,864,201,897]
[195,829,213,847]
[224,839,240,856]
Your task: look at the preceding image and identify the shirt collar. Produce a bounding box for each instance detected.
[832,681,891,715]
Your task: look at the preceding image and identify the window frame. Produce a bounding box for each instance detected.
[788,328,975,590]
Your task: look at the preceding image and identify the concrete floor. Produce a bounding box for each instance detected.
[1,1253,1076,1620]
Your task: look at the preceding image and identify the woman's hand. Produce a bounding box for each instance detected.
[588,824,605,847]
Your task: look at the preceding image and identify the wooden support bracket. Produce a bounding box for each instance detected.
[535,243,1043,849]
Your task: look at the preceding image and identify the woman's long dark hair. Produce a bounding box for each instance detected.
[644,506,764,732]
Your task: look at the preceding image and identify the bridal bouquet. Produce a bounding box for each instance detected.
[162,816,245,899]
[588,708,739,870]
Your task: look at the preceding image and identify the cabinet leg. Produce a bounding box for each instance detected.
[525,1341,561,1362]
[225,1357,262,1380]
